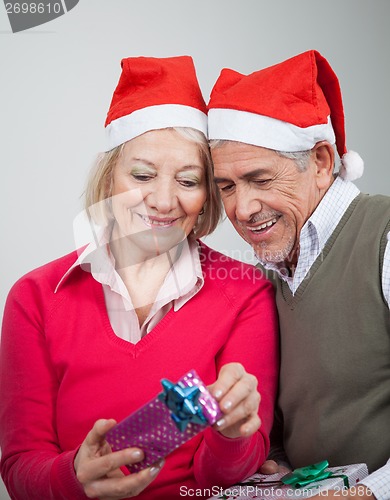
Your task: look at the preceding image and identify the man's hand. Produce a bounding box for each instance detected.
[259,459,291,475]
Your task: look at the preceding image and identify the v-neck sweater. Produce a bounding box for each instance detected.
[0,241,279,500]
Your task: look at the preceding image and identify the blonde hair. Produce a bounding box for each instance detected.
[84,128,223,238]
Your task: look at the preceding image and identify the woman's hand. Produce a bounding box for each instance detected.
[74,419,164,499]
[209,362,261,439]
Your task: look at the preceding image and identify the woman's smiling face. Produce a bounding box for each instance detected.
[110,128,207,257]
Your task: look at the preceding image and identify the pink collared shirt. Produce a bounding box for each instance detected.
[56,231,204,344]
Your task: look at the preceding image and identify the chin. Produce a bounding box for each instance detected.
[253,244,290,264]
[147,234,187,256]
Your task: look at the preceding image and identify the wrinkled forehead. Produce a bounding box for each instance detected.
[211,141,281,176]
[119,129,205,168]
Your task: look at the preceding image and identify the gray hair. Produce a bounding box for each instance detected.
[276,150,312,171]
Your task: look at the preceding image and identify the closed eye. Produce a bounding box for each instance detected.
[177,179,199,188]
[253,179,271,187]
[219,183,236,194]
[132,173,154,182]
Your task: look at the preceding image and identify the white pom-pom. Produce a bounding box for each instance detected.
[338,150,364,181]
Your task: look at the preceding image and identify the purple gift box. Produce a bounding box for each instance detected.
[106,369,222,472]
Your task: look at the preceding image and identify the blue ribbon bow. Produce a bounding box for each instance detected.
[158,379,207,432]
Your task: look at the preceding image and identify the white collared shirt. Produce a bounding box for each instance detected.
[259,176,390,307]
[56,227,204,343]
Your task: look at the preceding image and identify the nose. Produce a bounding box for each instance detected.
[235,186,262,222]
[147,177,178,213]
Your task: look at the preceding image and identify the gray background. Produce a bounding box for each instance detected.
[0,0,389,498]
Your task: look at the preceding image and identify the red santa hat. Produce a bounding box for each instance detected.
[208,50,363,181]
[105,55,208,150]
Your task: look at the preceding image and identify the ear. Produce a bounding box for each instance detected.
[312,142,334,190]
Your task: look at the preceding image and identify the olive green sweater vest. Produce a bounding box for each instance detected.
[273,193,390,472]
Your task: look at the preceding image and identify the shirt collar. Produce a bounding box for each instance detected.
[55,224,112,293]
[307,175,360,250]
[55,224,204,312]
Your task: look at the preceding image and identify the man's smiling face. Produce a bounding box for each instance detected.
[212,141,324,265]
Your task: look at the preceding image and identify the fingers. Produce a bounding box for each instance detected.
[215,389,260,431]
[84,419,117,452]
[216,408,261,437]
[211,363,258,409]
[83,460,164,499]
[209,363,261,439]
[259,459,280,474]
[75,418,164,499]
[76,446,145,485]
[209,362,247,401]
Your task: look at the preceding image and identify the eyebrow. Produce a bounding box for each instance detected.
[214,168,269,184]
[130,157,203,169]
[130,157,155,167]
[178,164,204,172]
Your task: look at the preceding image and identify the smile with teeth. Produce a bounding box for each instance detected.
[247,218,278,233]
[138,214,178,227]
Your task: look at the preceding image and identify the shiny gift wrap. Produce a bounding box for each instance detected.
[209,462,369,499]
[106,370,222,472]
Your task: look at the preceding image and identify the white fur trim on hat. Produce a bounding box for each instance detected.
[338,150,364,181]
[106,104,208,150]
[208,109,336,151]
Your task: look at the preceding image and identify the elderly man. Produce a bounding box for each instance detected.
[208,50,390,500]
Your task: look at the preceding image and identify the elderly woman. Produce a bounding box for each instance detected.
[0,56,278,499]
